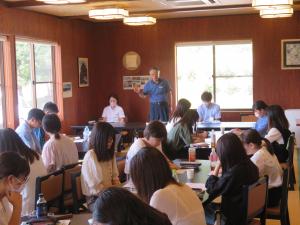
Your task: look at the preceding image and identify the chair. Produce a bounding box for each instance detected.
[62,162,82,211]
[266,169,290,225]
[35,169,64,213]
[71,171,87,213]
[240,113,257,122]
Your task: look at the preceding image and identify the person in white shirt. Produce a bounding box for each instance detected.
[0,152,30,225]
[0,128,47,216]
[130,147,206,225]
[242,129,283,207]
[101,94,126,123]
[166,98,191,133]
[125,121,176,175]
[264,105,291,163]
[81,122,120,212]
[42,114,79,173]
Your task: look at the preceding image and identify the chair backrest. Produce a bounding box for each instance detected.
[71,171,85,213]
[286,134,295,166]
[243,176,268,224]
[240,113,257,122]
[35,169,64,209]
[280,168,289,214]
[62,163,82,192]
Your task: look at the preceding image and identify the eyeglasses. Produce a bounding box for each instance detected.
[14,175,29,185]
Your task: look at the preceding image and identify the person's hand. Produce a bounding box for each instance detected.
[132,84,141,93]
[112,178,121,185]
[231,128,243,136]
[6,191,22,208]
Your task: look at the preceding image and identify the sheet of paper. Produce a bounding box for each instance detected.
[185,182,206,190]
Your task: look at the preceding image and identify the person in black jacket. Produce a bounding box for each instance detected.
[205,133,259,225]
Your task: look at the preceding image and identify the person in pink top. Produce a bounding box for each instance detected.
[42,114,79,173]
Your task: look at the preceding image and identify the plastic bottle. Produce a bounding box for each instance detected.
[209,147,218,171]
[188,145,196,162]
[36,193,47,218]
[210,129,216,149]
[83,126,90,141]
[172,169,179,182]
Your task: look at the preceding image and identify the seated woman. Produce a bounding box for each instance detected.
[167,109,203,158]
[242,129,282,207]
[93,187,172,225]
[0,152,30,225]
[42,114,79,173]
[205,133,259,225]
[130,147,206,225]
[0,128,47,216]
[101,94,126,123]
[265,105,291,163]
[125,120,175,175]
[166,98,191,133]
[81,122,120,211]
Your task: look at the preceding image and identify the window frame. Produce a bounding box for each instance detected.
[175,40,253,110]
[0,36,7,127]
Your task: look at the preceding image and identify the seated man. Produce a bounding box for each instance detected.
[16,108,45,153]
[197,91,221,122]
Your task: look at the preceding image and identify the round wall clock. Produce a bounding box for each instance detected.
[122,51,141,70]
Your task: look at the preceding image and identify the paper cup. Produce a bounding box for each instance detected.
[186,169,194,180]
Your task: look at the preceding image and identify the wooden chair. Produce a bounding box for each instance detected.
[35,169,64,213]
[240,113,257,122]
[71,171,87,214]
[62,162,82,212]
[266,169,290,225]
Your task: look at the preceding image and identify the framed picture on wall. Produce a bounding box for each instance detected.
[281,39,300,69]
[78,57,89,87]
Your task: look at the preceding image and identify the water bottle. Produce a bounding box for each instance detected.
[36,193,47,218]
[209,147,218,171]
[210,129,216,149]
[188,145,196,162]
[83,126,90,141]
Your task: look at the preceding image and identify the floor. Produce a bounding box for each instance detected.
[267,148,300,225]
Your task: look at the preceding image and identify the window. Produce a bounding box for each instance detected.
[0,37,6,128]
[16,40,55,121]
[176,41,253,109]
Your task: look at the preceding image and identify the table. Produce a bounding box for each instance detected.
[70,213,91,225]
[197,121,255,131]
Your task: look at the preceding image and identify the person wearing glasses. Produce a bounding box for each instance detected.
[0,128,47,216]
[16,108,45,153]
[0,152,30,225]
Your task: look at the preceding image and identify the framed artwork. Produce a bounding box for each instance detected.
[123,75,150,90]
[78,58,89,87]
[63,82,72,98]
[281,39,300,69]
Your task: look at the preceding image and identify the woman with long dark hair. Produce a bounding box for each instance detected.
[81,122,120,211]
[130,147,206,225]
[166,98,191,132]
[0,152,30,225]
[0,128,47,216]
[93,187,172,225]
[242,129,282,207]
[205,133,259,225]
[265,105,291,162]
[42,114,78,173]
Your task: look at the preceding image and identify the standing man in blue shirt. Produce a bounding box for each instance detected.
[253,100,268,137]
[133,67,172,122]
[197,91,221,122]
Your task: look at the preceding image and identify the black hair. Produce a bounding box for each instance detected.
[108,94,119,104]
[176,109,199,133]
[143,120,167,141]
[252,100,268,111]
[93,187,172,225]
[43,102,59,114]
[27,108,45,121]
[169,98,191,123]
[0,152,30,180]
[216,133,248,173]
[149,66,160,73]
[42,114,61,139]
[267,105,289,131]
[89,122,115,162]
[201,91,213,102]
[0,128,40,164]
[241,129,274,155]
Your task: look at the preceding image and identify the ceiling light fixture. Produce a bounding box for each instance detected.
[252,0,293,9]
[89,8,129,20]
[260,6,294,18]
[37,0,86,4]
[123,16,156,26]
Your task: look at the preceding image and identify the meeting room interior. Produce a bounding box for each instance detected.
[0,0,300,225]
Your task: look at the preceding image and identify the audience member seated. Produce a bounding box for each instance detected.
[0,129,47,216]
[253,100,268,136]
[0,152,30,225]
[93,187,172,225]
[241,129,282,207]
[205,133,259,225]
[130,147,206,225]
[167,109,203,159]
[34,102,59,149]
[197,91,221,122]
[101,94,126,123]
[15,108,45,153]
[125,120,175,175]
[166,98,191,133]
[81,122,120,212]
[42,114,79,173]
[265,105,291,163]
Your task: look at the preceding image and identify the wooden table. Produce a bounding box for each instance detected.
[70,213,92,225]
